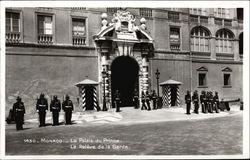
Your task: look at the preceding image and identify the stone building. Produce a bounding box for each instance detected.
[5,7,243,113]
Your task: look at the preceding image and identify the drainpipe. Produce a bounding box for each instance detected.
[188,9,193,95]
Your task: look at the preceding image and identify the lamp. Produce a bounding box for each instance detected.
[102,69,108,111]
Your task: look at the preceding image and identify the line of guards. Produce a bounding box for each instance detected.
[113,89,159,112]
[10,89,221,131]
[185,90,220,115]
[11,93,74,131]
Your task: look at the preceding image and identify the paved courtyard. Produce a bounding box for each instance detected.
[5,106,243,156]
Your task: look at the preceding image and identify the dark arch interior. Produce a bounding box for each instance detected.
[239,33,243,55]
[111,56,139,107]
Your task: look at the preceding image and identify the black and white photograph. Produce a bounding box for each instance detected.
[0,0,249,159]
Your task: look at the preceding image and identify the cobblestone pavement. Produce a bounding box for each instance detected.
[5,111,243,156]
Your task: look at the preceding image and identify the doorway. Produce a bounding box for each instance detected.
[85,86,94,110]
[170,86,177,106]
[111,56,139,107]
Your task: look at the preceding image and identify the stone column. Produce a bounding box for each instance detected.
[210,36,216,60]
[101,52,111,109]
[141,55,149,93]
[233,40,240,61]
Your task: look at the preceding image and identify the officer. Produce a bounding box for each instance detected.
[114,90,121,112]
[36,93,48,127]
[184,90,191,114]
[133,89,139,109]
[145,91,151,111]
[151,90,158,110]
[213,91,220,113]
[200,91,206,113]
[62,95,74,125]
[50,95,61,126]
[192,90,199,114]
[141,91,147,110]
[13,96,25,130]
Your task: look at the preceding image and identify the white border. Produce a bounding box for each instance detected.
[0,1,249,159]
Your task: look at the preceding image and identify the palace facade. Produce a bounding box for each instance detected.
[5,7,243,113]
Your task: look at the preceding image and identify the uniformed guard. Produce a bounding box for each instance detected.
[151,90,158,110]
[209,92,214,113]
[62,95,74,125]
[133,89,139,109]
[145,91,151,111]
[185,90,191,114]
[50,95,61,126]
[36,93,48,127]
[206,91,212,113]
[141,91,147,110]
[114,90,121,112]
[13,96,25,130]
[192,90,199,114]
[213,91,219,113]
[200,91,206,113]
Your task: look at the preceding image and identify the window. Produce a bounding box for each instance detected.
[198,73,207,86]
[237,8,243,21]
[6,12,20,33]
[38,15,52,35]
[168,12,179,22]
[107,8,122,14]
[190,8,206,16]
[191,26,210,52]
[223,74,231,86]
[6,11,21,43]
[215,18,223,25]
[190,15,198,23]
[170,27,180,50]
[224,20,232,26]
[214,8,230,18]
[200,16,208,24]
[37,15,53,44]
[140,8,152,18]
[72,18,86,45]
[216,29,234,53]
[222,67,232,87]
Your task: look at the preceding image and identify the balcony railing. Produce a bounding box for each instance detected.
[73,36,86,46]
[170,43,180,51]
[6,32,21,43]
[38,34,53,44]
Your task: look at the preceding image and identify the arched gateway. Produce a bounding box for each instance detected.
[93,9,154,109]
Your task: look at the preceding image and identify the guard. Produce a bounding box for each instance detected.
[206,91,212,113]
[50,95,61,126]
[192,90,199,114]
[145,91,151,111]
[141,91,147,110]
[114,90,121,112]
[36,93,48,127]
[200,91,206,113]
[185,90,191,114]
[151,90,158,110]
[13,96,25,130]
[213,92,219,113]
[62,95,74,125]
[133,89,139,109]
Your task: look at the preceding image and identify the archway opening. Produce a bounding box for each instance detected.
[111,56,139,107]
[239,33,243,55]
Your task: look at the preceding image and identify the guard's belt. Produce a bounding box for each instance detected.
[65,106,72,108]
[39,104,46,107]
